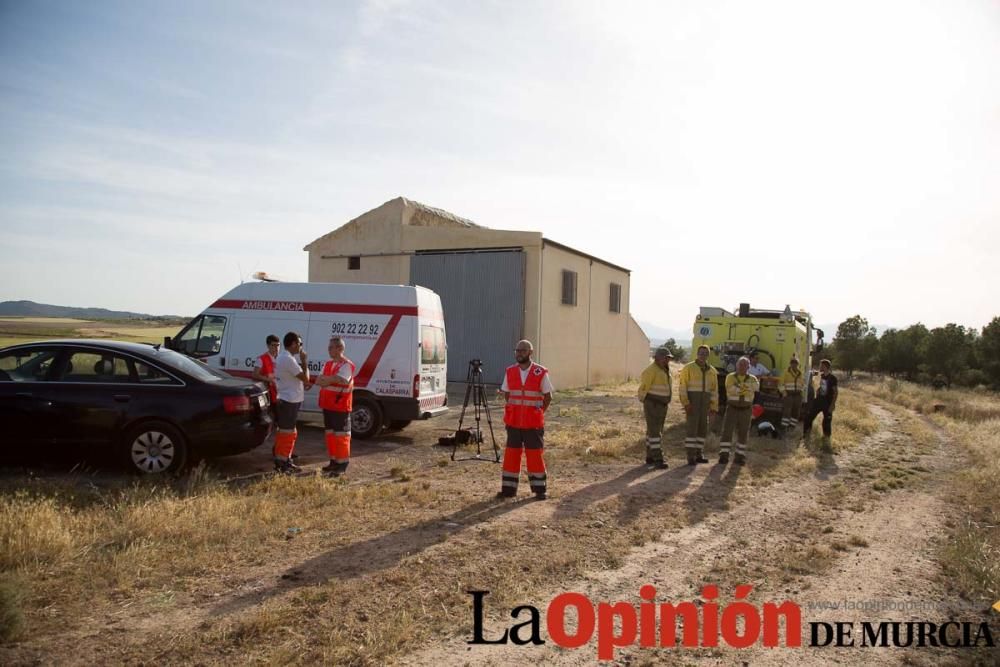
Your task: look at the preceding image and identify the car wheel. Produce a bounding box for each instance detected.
[124,421,188,475]
[388,420,412,430]
[351,397,383,440]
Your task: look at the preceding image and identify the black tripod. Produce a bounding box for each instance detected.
[450,359,500,462]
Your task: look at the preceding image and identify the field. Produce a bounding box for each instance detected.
[0,316,186,349]
[1,365,998,665]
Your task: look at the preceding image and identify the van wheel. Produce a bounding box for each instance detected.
[123,421,187,475]
[351,397,383,440]
[389,420,411,430]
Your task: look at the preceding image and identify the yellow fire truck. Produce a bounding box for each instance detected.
[691,304,825,422]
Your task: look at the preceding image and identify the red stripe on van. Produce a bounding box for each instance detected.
[210,300,418,316]
[354,313,402,388]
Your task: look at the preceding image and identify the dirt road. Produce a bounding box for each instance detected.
[403,403,983,665]
[2,385,994,665]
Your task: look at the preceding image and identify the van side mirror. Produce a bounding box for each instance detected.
[163,336,173,349]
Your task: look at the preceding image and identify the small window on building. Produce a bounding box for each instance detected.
[348,256,361,270]
[561,270,578,306]
[610,283,622,313]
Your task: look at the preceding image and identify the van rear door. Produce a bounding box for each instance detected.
[416,289,448,415]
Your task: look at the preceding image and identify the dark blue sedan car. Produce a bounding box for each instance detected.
[0,340,271,474]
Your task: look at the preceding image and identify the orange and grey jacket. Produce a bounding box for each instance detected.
[504,363,548,429]
[318,358,355,412]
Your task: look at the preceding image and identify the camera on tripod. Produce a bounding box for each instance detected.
[436,357,500,462]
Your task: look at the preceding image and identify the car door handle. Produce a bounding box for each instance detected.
[113,394,131,403]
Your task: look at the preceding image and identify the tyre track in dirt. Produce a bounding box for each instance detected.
[401,404,969,666]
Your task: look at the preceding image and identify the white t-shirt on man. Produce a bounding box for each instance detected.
[276,349,306,403]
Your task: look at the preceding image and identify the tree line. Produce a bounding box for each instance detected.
[826,315,1000,388]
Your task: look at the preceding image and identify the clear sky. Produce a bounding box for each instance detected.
[1,0,997,333]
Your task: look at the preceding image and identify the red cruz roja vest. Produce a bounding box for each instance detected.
[504,363,548,429]
[318,359,355,412]
[258,353,277,403]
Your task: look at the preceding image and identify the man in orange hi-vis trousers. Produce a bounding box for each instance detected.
[315,336,355,477]
[498,339,553,500]
[273,331,310,474]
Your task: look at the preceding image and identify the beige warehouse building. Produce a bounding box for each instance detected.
[304,197,649,388]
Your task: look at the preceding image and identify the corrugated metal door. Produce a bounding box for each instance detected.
[410,250,525,385]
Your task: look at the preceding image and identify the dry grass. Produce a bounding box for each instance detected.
[826,389,880,448]
[937,418,1000,605]
[861,378,1000,607]
[867,378,1000,423]
[777,544,836,578]
[0,475,440,641]
[0,576,23,642]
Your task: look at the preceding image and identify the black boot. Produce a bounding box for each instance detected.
[686,450,696,465]
[695,451,709,464]
[718,452,729,464]
[734,453,746,465]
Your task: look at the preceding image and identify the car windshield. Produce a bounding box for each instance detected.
[145,347,227,382]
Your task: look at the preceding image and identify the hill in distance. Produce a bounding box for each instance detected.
[638,320,692,348]
[0,300,182,320]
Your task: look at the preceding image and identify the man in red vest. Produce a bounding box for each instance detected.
[252,334,280,425]
[498,339,553,500]
[315,336,355,477]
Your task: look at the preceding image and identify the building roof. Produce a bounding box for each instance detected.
[303,197,629,272]
[542,238,630,274]
[401,197,481,228]
[304,196,480,251]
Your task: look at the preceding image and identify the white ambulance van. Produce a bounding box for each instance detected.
[165,282,448,439]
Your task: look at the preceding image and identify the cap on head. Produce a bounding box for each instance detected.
[654,347,674,359]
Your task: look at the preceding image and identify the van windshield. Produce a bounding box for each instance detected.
[420,326,446,365]
[173,315,227,357]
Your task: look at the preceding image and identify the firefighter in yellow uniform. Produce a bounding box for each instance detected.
[720,357,760,465]
[778,357,806,435]
[678,344,718,465]
[637,347,674,468]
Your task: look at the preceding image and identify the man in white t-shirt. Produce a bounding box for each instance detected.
[273,331,310,473]
[748,352,770,378]
[498,339,553,500]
